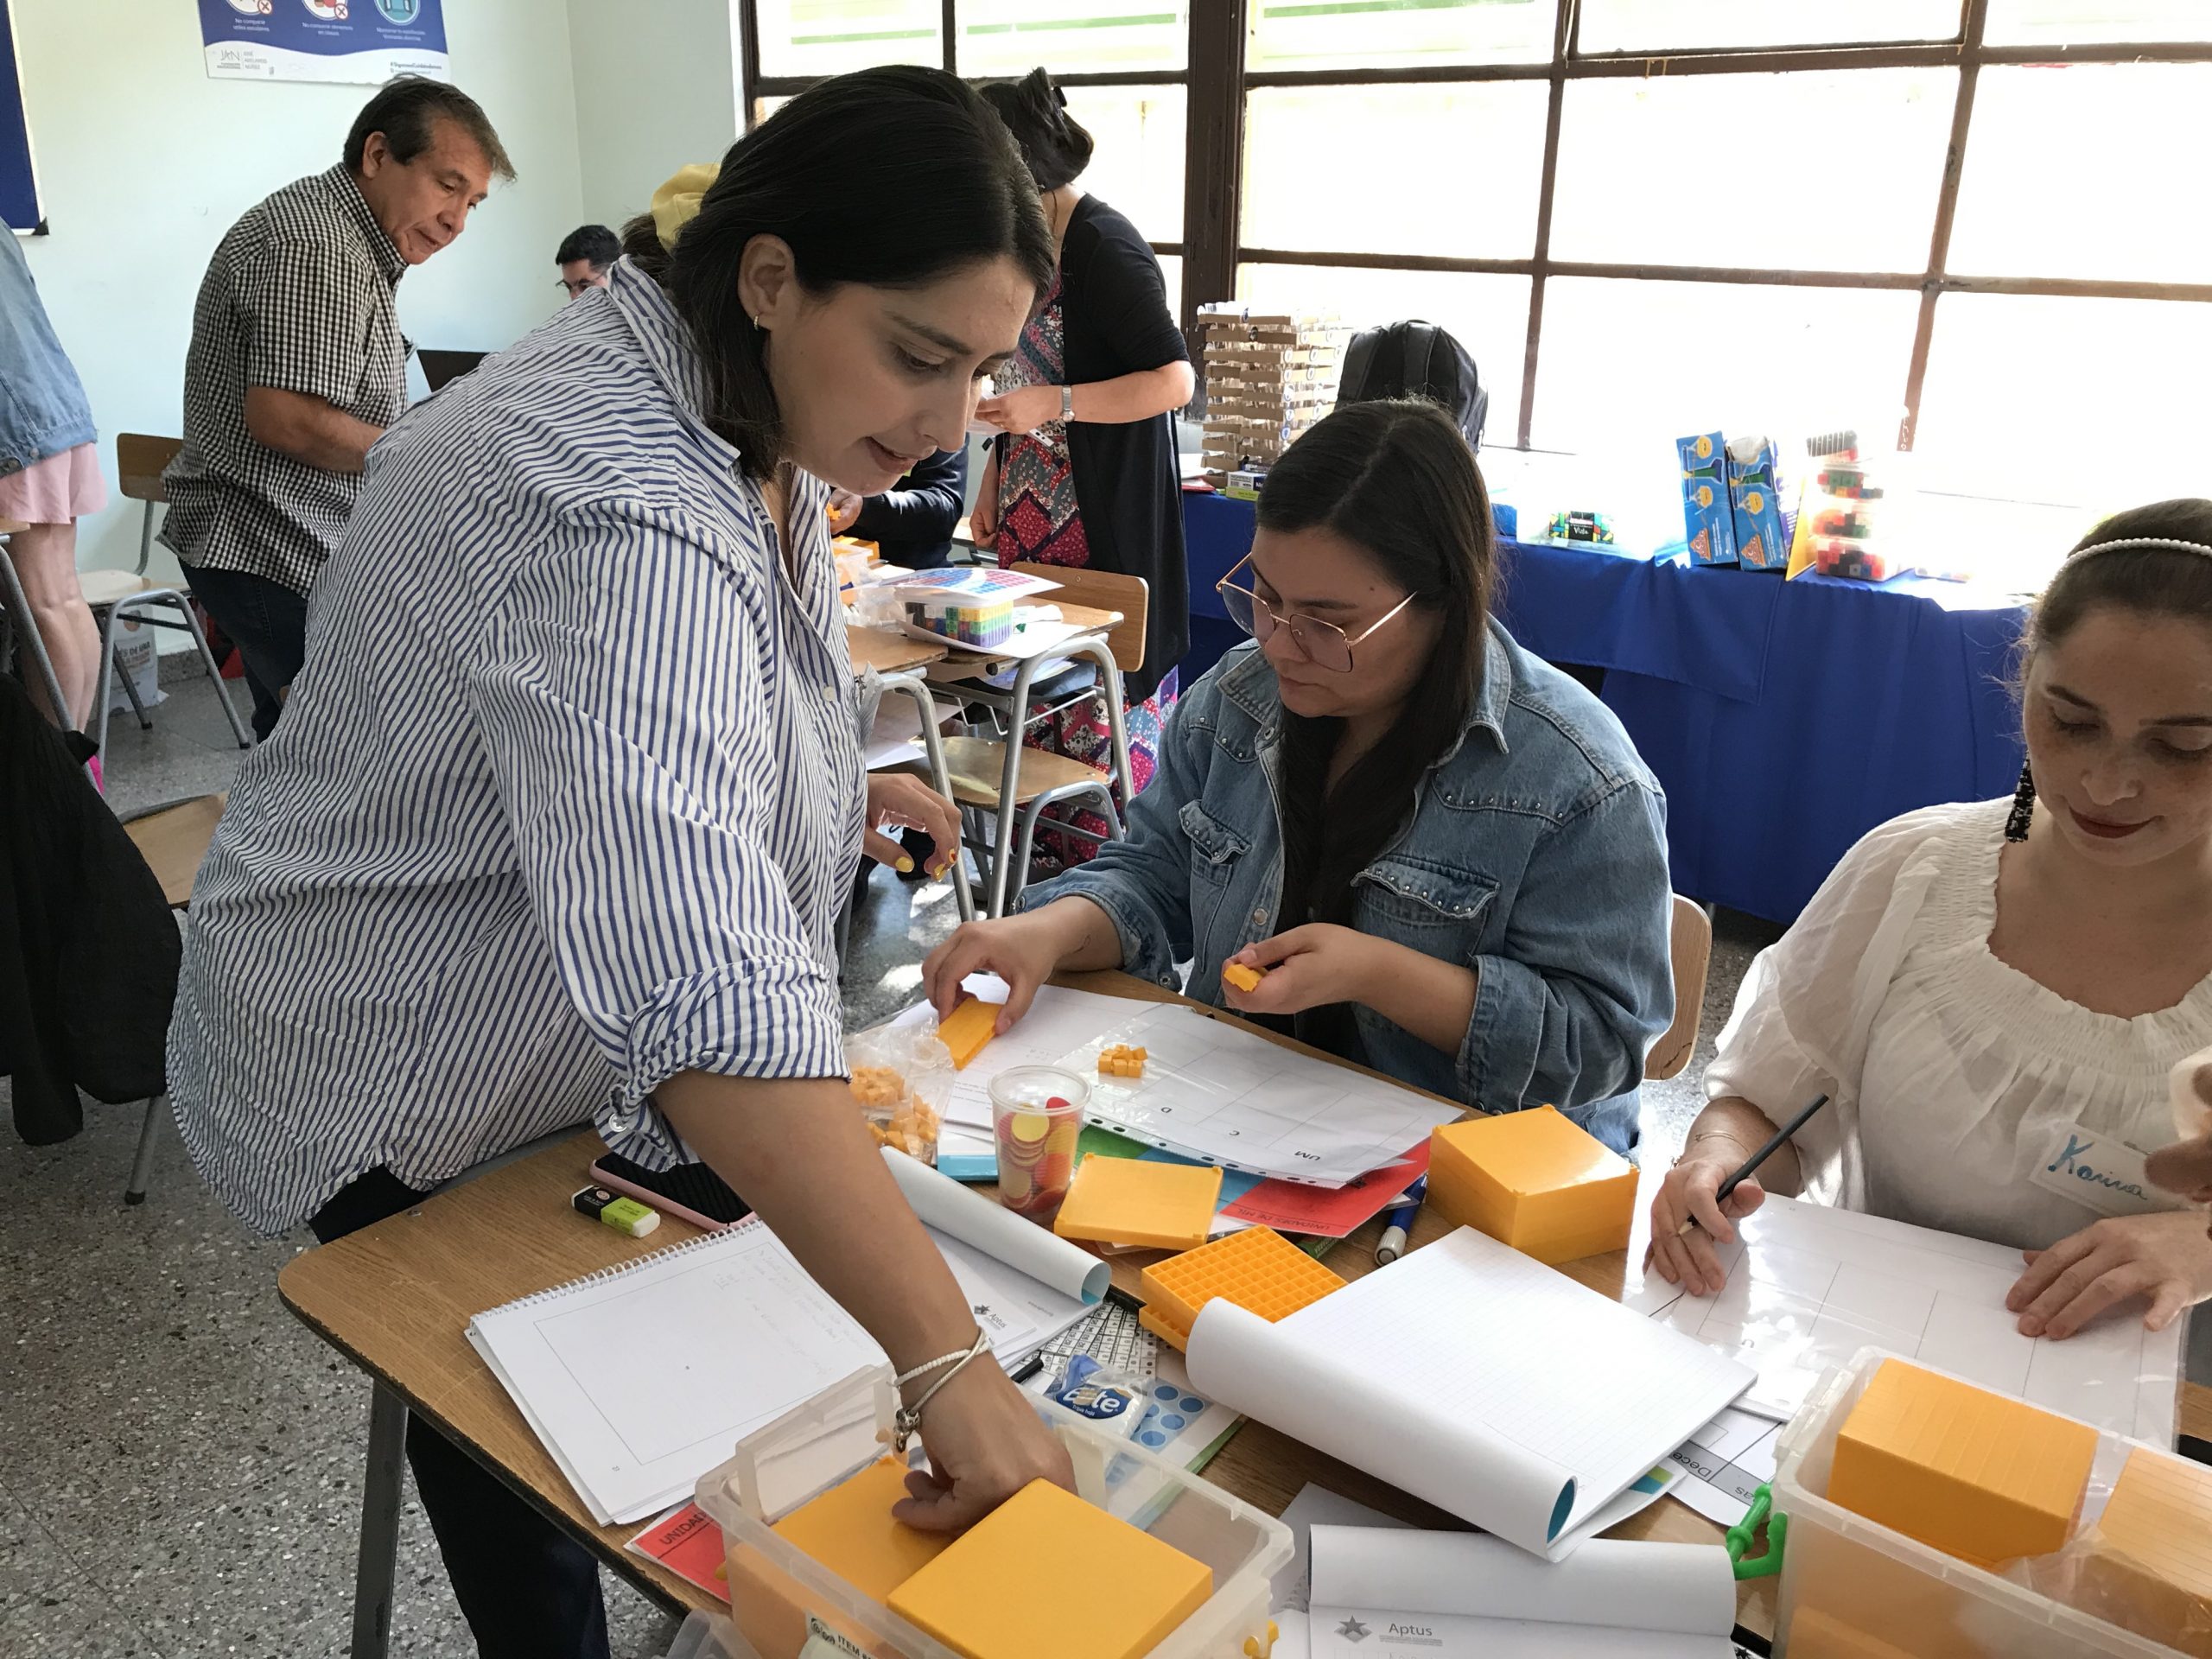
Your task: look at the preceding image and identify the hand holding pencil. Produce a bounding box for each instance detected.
[1646,1094,1829,1298]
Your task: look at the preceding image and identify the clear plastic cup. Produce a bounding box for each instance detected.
[988,1066,1089,1222]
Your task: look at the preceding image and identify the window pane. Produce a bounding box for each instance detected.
[1948,66,2212,285]
[1157,254,1183,323]
[1062,86,1185,245]
[1247,0,1556,70]
[1914,295,2212,505]
[755,1,940,78]
[1242,84,1548,260]
[1986,1,2212,45]
[1235,263,1532,442]
[1530,278,1920,453]
[1552,71,1954,271]
[751,95,792,128]
[958,1,1188,76]
[1578,1,1958,53]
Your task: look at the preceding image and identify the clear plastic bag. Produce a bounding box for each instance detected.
[845,1020,953,1166]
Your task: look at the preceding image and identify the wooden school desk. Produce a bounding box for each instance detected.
[280,969,2209,1658]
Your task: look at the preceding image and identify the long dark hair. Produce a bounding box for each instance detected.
[1262,400,1497,930]
[978,67,1095,191]
[620,67,1055,478]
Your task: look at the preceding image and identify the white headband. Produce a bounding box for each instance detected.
[2072,537,2212,562]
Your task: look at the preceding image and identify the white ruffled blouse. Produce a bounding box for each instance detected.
[1706,798,2212,1251]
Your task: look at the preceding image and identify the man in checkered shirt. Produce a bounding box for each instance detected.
[162,77,512,740]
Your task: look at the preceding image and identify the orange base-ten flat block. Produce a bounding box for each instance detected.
[1052,1156,1221,1250]
[2075,1446,2212,1656]
[1222,963,1265,993]
[1784,1608,1941,1659]
[936,995,1000,1071]
[724,1541,908,1659]
[1136,1225,1345,1350]
[1426,1105,1637,1263]
[1828,1359,2097,1569]
[769,1456,950,1602]
[886,1478,1213,1659]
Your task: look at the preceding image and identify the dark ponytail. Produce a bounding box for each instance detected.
[1262,401,1496,931]
[620,66,1054,479]
[978,67,1095,191]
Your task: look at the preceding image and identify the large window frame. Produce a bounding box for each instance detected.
[735,0,2212,454]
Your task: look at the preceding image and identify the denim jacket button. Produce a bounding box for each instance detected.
[1250,907,1268,925]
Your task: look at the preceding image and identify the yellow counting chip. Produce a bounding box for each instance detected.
[1052,1156,1222,1251]
[887,1479,1212,1659]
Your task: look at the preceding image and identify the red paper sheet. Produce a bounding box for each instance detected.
[1216,1144,1430,1237]
[626,1503,730,1604]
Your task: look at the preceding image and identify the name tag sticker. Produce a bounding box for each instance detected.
[2028,1122,2172,1218]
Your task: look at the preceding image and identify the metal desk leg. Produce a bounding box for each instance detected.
[880,670,974,923]
[0,541,71,729]
[988,655,1049,918]
[352,1381,408,1659]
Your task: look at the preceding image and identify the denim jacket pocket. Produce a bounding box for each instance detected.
[1180,798,1252,888]
[1355,854,1499,936]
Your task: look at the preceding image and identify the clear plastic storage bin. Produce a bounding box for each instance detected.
[1771,1347,2177,1658]
[693,1365,1293,1659]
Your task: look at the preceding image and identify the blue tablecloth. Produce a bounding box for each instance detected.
[1179,491,2028,925]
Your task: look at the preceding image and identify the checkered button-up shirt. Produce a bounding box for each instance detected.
[161,164,409,596]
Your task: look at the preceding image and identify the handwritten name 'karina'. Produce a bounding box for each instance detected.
[2047,1134,2149,1201]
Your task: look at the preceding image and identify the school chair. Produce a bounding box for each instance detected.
[941,561,1147,916]
[1647,895,1713,1083]
[116,792,225,1203]
[0,518,70,721]
[117,433,183,575]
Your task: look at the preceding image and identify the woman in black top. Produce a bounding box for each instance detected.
[973,68,1194,869]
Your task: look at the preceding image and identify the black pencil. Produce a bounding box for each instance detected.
[1675,1093,1831,1237]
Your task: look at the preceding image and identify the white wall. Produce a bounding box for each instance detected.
[566,0,737,232]
[14,0,587,582]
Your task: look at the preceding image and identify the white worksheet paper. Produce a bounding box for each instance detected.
[1184,1228,1753,1558]
[1059,1002,1461,1184]
[1664,1406,1782,1528]
[1621,1191,2181,1442]
[1273,1485,1413,1613]
[1306,1524,1738,1659]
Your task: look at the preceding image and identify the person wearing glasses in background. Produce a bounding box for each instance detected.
[554,222,620,298]
[924,400,1675,1149]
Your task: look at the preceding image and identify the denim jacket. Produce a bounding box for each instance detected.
[0,229,96,476]
[1027,624,1675,1151]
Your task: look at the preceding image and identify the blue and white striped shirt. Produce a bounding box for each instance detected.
[167,263,867,1236]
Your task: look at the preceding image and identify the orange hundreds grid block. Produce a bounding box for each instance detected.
[2075,1446,2212,1656]
[1096,1043,1147,1077]
[936,995,1000,1070]
[1136,1225,1345,1351]
[1828,1359,2097,1570]
[769,1456,950,1601]
[1426,1105,1637,1264]
[1222,962,1264,993]
[886,1478,1213,1659]
[1053,1156,1221,1251]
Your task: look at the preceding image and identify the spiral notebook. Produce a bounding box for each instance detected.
[468,1157,1103,1525]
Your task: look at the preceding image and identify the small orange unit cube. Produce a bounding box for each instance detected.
[1096,1043,1147,1078]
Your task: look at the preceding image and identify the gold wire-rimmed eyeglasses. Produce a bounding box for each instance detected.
[1214,553,1419,673]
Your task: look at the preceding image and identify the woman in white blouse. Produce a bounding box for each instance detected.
[1650,499,2212,1345]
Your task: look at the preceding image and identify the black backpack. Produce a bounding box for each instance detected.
[1335,320,1488,450]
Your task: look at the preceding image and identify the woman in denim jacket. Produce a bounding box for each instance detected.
[924,399,1674,1150]
[0,225,106,738]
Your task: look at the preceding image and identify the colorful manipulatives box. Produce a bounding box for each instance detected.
[1052,1155,1221,1251]
[1677,433,1738,567]
[2075,1446,2212,1655]
[1828,1359,2096,1569]
[1725,435,1789,572]
[1096,1043,1147,1077]
[1135,1225,1344,1351]
[770,1455,949,1600]
[1221,962,1265,993]
[1425,1105,1637,1264]
[936,995,999,1070]
[886,1478,1213,1659]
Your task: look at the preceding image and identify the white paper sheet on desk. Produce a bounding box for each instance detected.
[1062,1002,1460,1185]
[1184,1228,1752,1558]
[1306,1524,1737,1658]
[887,975,1141,1135]
[1619,1190,2182,1442]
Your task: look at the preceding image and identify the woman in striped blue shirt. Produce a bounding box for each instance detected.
[168,69,1068,1656]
